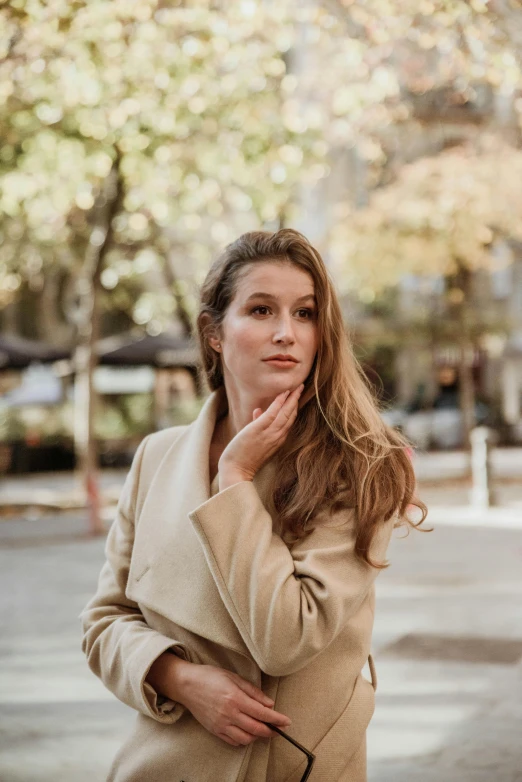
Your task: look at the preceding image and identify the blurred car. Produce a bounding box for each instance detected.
[380,401,490,450]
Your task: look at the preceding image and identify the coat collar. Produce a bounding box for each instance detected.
[128,386,277,659]
[180,384,277,512]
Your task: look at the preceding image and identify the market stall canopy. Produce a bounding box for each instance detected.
[0,335,70,370]
[0,364,63,406]
[97,332,200,368]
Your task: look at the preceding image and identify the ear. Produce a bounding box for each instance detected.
[208,334,221,352]
[201,314,222,353]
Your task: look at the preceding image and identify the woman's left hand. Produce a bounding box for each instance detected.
[218,383,305,483]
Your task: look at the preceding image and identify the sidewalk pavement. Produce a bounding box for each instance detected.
[0,469,124,515]
[411,447,522,483]
[1,447,521,517]
[0,501,521,781]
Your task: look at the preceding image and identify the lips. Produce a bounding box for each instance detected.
[264,356,298,362]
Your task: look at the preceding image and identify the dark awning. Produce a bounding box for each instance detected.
[97,332,200,368]
[0,335,70,370]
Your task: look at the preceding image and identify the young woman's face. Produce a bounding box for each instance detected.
[216,261,318,398]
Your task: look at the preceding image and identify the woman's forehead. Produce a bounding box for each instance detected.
[235,260,315,298]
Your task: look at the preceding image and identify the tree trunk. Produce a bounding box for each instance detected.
[73,151,123,535]
[37,268,74,345]
[163,249,193,339]
[457,332,476,451]
[452,260,476,453]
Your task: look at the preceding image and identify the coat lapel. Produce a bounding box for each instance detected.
[127,386,276,660]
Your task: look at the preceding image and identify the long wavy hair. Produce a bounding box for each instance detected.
[196,228,429,568]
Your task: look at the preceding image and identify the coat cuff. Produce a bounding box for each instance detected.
[189,479,268,540]
[133,634,189,724]
[187,481,272,624]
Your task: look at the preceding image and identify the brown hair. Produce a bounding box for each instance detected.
[196,228,428,568]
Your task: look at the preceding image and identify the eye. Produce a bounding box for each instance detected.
[250,305,315,319]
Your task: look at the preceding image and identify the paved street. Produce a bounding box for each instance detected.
[0,487,521,781]
[1,446,522,513]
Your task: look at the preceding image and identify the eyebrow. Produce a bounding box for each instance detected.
[245,292,317,305]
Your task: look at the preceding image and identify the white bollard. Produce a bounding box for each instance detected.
[469,426,496,509]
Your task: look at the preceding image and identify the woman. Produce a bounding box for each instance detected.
[81,228,427,782]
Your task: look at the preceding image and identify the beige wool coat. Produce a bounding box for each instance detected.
[80,386,396,782]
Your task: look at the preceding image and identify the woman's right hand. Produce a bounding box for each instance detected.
[180,662,292,746]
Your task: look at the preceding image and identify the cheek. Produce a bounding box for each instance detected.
[224,317,263,355]
[305,325,319,359]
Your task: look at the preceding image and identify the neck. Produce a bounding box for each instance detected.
[216,383,278,446]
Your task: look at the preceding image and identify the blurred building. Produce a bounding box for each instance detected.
[292,47,522,444]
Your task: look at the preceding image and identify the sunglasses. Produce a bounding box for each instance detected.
[264,721,315,781]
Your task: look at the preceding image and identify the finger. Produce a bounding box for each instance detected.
[255,386,302,429]
[232,681,290,725]
[238,696,292,727]
[279,383,304,411]
[217,732,240,747]
[255,392,288,426]
[234,678,274,707]
[271,385,304,429]
[283,383,305,407]
[283,394,301,423]
[234,711,289,738]
[289,399,301,424]
[265,386,300,421]
[224,724,256,745]
[232,711,275,739]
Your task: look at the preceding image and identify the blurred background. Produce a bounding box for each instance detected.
[1,2,521,781]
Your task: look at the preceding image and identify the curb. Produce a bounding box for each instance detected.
[425,506,522,529]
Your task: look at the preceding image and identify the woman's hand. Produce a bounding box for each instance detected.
[218,383,305,483]
[180,663,292,746]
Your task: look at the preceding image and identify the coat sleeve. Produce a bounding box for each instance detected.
[188,480,395,677]
[79,435,189,724]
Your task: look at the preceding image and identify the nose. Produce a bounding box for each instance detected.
[272,312,296,344]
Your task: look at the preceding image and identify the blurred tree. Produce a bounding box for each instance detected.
[3,2,522,335]
[2,0,522,518]
[0,0,408,529]
[0,0,328,531]
[330,135,522,447]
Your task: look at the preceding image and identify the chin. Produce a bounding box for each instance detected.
[266,380,299,393]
